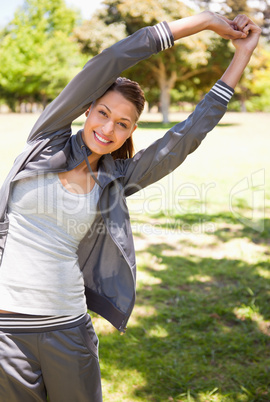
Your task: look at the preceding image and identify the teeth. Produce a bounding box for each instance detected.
[95,132,110,143]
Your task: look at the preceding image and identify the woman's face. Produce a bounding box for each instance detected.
[82,91,137,157]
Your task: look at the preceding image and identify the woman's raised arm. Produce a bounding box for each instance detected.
[27,12,258,145]
[27,11,247,144]
[168,11,247,41]
[27,23,173,143]
[221,15,262,88]
[120,15,261,194]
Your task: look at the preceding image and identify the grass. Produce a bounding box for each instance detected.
[0,111,270,401]
[96,211,270,401]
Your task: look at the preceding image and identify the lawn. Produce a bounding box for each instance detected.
[0,111,270,401]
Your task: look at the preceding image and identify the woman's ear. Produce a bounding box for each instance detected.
[129,124,138,138]
[85,102,95,117]
[85,107,91,117]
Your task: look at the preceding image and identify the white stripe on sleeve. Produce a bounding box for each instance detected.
[154,25,164,51]
[211,88,231,102]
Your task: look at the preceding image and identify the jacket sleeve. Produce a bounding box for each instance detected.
[27,22,174,144]
[117,80,234,196]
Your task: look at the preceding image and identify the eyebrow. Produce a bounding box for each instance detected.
[99,104,132,123]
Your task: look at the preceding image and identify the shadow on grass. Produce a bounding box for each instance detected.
[138,121,240,130]
[97,212,270,401]
[98,252,270,401]
[148,211,270,246]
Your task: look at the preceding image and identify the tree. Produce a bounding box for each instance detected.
[219,0,270,111]
[221,0,251,19]
[74,0,270,117]
[0,0,82,111]
[261,0,270,41]
[250,0,270,42]
[241,42,270,111]
[74,0,212,123]
[190,0,270,111]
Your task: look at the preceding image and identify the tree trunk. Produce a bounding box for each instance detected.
[152,61,208,124]
[240,97,247,112]
[42,95,48,110]
[160,80,171,124]
[155,61,177,124]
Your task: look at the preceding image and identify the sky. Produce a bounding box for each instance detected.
[1,0,261,29]
[0,0,104,27]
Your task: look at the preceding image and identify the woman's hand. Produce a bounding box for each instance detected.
[221,15,261,88]
[206,11,247,40]
[231,15,262,55]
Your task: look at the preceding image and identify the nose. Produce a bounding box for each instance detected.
[102,120,114,136]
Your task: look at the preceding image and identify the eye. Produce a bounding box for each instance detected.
[118,122,127,129]
[99,110,108,117]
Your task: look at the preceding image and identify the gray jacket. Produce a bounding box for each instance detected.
[0,22,233,332]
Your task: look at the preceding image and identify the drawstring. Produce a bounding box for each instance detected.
[80,144,102,188]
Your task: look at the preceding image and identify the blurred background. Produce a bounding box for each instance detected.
[0,0,270,121]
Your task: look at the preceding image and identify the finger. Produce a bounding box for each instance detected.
[233,15,250,31]
[219,15,234,25]
[234,18,248,31]
[233,14,249,23]
[243,23,262,35]
[217,14,238,29]
[243,23,251,35]
[229,28,247,39]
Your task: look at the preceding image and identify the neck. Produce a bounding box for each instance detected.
[78,154,100,174]
[78,130,101,173]
[88,153,101,172]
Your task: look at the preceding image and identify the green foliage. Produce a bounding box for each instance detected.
[0,0,83,110]
[74,16,126,54]
[1,0,270,113]
[245,45,270,112]
[74,0,270,118]
[179,0,270,111]
[102,0,190,33]
[73,0,214,123]
[222,0,251,19]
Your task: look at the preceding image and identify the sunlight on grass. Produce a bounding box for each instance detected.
[257,267,270,279]
[136,252,167,271]
[131,305,157,321]
[234,304,260,320]
[92,316,117,336]
[136,268,163,286]
[234,305,270,336]
[188,274,213,283]
[127,305,157,328]
[196,388,222,401]
[215,237,268,263]
[148,325,169,338]
[101,367,147,402]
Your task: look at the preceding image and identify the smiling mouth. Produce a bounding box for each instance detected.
[94,131,112,145]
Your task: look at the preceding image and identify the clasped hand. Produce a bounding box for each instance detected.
[231,14,262,53]
[208,12,261,54]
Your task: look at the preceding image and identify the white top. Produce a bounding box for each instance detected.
[0,172,99,315]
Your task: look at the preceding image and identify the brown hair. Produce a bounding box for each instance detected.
[106,77,145,160]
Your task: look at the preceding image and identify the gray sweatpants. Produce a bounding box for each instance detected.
[0,314,102,402]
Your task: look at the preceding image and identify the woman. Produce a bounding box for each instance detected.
[0,11,261,402]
